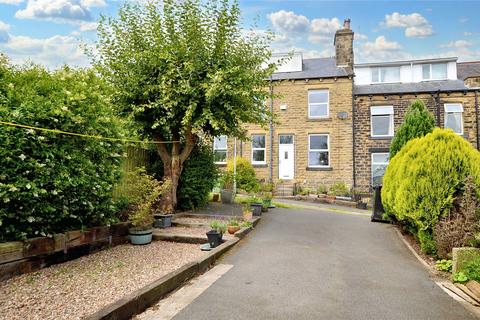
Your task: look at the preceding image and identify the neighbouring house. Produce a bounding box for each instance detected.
[214,19,480,197]
[353,58,480,193]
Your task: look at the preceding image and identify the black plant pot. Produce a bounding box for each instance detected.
[154,214,173,228]
[251,203,263,216]
[206,230,222,248]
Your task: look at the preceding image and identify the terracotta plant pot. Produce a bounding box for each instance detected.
[228,225,241,234]
[243,210,253,221]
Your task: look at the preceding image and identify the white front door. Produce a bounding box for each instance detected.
[279,135,294,180]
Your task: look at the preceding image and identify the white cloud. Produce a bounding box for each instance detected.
[356,36,409,62]
[268,10,309,34]
[0,20,10,43]
[383,12,433,38]
[1,34,89,68]
[0,0,24,4]
[464,31,473,36]
[308,17,341,44]
[15,0,106,24]
[79,21,97,31]
[440,40,472,49]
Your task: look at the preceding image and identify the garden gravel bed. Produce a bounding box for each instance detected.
[157,226,235,239]
[0,241,205,320]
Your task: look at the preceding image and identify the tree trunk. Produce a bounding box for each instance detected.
[155,132,196,212]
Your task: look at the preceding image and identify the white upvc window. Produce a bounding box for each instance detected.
[251,135,266,164]
[213,136,227,164]
[444,103,464,135]
[422,63,447,80]
[308,90,329,118]
[371,67,400,84]
[308,134,329,167]
[371,106,394,137]
[371,153,390,187]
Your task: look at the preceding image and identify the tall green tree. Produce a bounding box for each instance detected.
[93,0,276,211]
[389,99,435,158]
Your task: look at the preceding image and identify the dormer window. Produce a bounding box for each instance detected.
[422,63,447,80]
[371,67,400,83]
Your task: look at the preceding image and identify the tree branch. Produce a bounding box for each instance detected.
[180,130,197,163]
[154,134,172,164]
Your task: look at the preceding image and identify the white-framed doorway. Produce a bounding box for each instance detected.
[278,134,294,180]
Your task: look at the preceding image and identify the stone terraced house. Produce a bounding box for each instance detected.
[214,19,480,196]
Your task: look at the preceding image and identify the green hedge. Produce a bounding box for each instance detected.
[224,157,259,193]
[146,142,218,210]
[0,62,124,241]
[382,128,480,252]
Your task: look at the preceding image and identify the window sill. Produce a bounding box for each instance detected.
[306,166,332,171]
[253,163,268,168]
[370,136,393,140]
[307,117,332,122]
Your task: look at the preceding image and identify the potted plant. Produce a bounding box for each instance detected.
[317,185,328,197]
[227,218,241,234]
[262,191,273,208]
[153,213,173,228]
[129,205,154,245]
[220,172,234,204]
[206,220,226,248]
[250,196,263,216]
[242,205,253,221]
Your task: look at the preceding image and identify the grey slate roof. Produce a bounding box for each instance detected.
[457,62,480,80]
[271,57,350,80]
[354,80,471,96]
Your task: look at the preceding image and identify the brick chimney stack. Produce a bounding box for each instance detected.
[334,18,354,73]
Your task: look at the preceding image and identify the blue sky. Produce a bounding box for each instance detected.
[0,0,479,68]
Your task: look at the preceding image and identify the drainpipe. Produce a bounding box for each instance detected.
[269,77,274,183]
[475,90,479,150]
[352,87,357,188]
[435,91,441,126]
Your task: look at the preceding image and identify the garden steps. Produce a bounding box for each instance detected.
[274,182,295,197]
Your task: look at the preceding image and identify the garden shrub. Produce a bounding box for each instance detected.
[328,182,350,197]
[146,142,218,210]
[382,128,480,253]
[0,62,124,241]
[177,144,218,210]
[389,99,435,158]
[224,157,259,193]
[433,176,480,258]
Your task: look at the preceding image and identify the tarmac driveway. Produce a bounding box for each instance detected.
[172,204,476,320]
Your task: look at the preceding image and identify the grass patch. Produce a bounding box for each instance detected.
[272,201,302,209]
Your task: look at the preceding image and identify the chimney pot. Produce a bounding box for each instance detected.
[344,18,351,29]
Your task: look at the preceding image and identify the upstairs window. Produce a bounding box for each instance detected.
[371,106,394,137]
[213,136,227,164]
[444,103,463,135]
[308,90,329,118]
[308,134,329,167]
[251,135,266,164]
[371,67,400,83]
[422,63,447,80]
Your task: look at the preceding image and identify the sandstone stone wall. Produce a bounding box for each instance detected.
[353,91,480,192]
[228,77,354,190]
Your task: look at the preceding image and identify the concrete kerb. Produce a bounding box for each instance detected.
[87,216,261,320]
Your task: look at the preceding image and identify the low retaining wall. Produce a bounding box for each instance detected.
[0,223,130,281]
[277,195,371,209]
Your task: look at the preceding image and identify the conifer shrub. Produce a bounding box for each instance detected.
[389,99,435,158]
[382,128,480,252]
